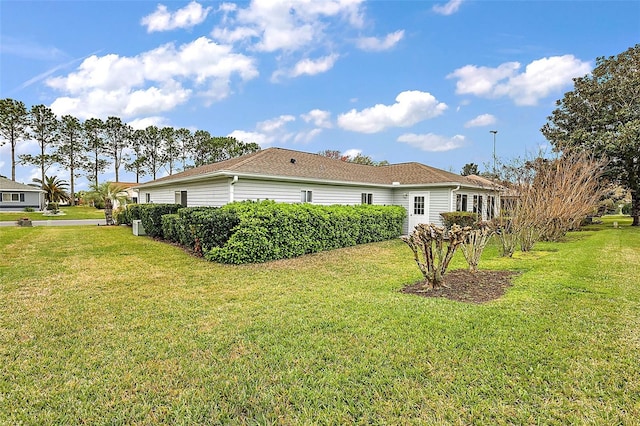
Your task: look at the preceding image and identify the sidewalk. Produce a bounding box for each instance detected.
[0,219,107,227]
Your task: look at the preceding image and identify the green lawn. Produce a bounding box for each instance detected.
[0,205,105,221]
[1,217,638,424]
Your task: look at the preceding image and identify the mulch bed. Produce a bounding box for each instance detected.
[401,270,518,304]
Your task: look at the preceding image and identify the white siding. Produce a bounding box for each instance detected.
[428,188,451,225]
[141,179,229,206]
[233,179,393,206]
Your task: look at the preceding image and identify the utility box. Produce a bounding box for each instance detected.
[132,220,146,236]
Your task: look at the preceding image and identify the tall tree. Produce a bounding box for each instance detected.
[541,44,640,225]
[57,115,87,205]
[0,98,29,181]
[103,116,131,182]
[191,129,212,167]
[318,149,388,166]
[124,129,148,183]
[141,126,165,180]
[318,149,347,161]
[174,127,193,171]
[83,118,108,185]
[160,126,179,175]
[19,104,59,185]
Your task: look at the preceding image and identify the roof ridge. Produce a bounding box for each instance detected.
[221,148,272,171]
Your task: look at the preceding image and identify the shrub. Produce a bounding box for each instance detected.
[207,201,405,264]
[47,202,59,212]
[401,223,469,289]
[127,204,143,223]
[440,212,478,229]
[114,207,131,225]
[177,207,240,255]
[23,207,35,212]
[161,214,181,244]
[139,204,182,238]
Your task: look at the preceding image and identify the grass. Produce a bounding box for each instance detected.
[1,217,639,424]
[0,205,105,221]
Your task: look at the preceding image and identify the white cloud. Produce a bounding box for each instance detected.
[356,30,404,52]
[257,115,296,133]
[47,37,258,120]
[433,0,464,16]
[337,90,448,133]
[464,113,496,128]
[448,55,591,106]
[228,130,273,147]
[397,133,465,152]
[229,113,298,148]
[293,128,322,143]
[128,117,170,130]
[301,109,332,128]
[141,1,212,32]
[212,0,365,53]
[342,148,361,159]
[292,54,339,77]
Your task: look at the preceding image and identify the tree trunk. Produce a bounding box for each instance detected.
[105,198,114,225]
[632,191,639,226]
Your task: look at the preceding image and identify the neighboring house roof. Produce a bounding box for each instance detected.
[136,147,498,190]
[0,176,44,192]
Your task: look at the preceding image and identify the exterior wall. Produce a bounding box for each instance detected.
[140,179,229,207]
[0,191,43,211]
[232,178,394,206]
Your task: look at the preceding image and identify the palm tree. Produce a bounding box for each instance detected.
[85,181,130,225]
[33,175,71,206]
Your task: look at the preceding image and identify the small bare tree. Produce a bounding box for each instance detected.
[401,223,469,289]
[460,222,496,272]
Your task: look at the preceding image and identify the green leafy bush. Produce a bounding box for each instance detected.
[127,204,143,223]
[207,201,405,264]
[114,207,131,225]
[440,211,478,229]
[139,204,182,238]
[24,207,35,212]
[176,207,240,255]
[161,214,181,243]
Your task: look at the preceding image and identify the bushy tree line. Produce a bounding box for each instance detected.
[118,201,406,264]
[0,99,260,204]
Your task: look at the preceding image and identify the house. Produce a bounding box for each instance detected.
[134,147,501,233]
[0,176,46,211]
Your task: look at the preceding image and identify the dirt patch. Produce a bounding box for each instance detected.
[401,270,518,304]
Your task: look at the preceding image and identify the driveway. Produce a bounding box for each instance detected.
[0,219,107,227]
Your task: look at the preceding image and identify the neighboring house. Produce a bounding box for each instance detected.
[0,176,46,211]
[135,147,501,233]
[113,182,139,209]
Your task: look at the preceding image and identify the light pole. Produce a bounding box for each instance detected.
[489,130,497,177]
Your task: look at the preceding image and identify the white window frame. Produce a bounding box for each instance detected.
[456,194,468,212]
[2,193,23,202]
[301,190,313,203]
[361,193,373,205]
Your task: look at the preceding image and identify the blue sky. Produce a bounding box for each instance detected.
[1,0,638,188]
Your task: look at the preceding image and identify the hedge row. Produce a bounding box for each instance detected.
[126,200,406,264]
[207,201,406,264]
[440,211,478,229]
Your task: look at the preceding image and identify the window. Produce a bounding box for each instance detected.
[413,196,425,215]
[1,193,23,202]
[175,190,187,207]
[456,194,468,212]
[132,197,138,204]
[361,193,373,204]
[486,195,496,219]
[473,195,483,217]
[301,190,312,203]
[145,193,151,203]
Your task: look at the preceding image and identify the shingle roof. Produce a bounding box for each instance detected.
[0,176,44,192]
[137,147,490,189]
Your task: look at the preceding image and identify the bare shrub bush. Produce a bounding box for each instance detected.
[401,223,469,289]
